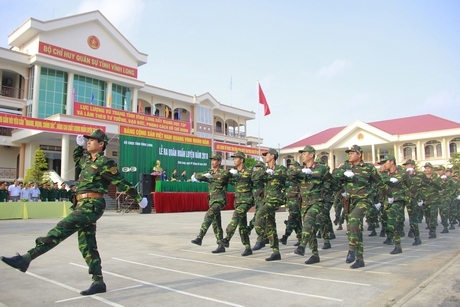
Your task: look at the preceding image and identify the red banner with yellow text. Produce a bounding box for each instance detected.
[0,113,105,134]
[214,142,268,156]
[74,102,191,134]
[38,42,138,78]
[120,125,210,146]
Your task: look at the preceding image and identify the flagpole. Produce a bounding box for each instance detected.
[257,81,261,157]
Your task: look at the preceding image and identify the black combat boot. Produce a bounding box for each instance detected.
[428,231,436,239]
[265,253,281,261]
[191,237,202,246]
[329,233,336,239]
[390,244,402,254]
[241,248,252,256]
[322,242,331,250]
[294,246,305,256]
[293,241,301,246]
[412,237,422,245]
[305,255,320,265]
[212,245,225,253]
[368,230,377,236]
[337,224,343,230]
[252,241,265,250]
[80,282,107,295]
[279,235,288,245]
[408,229,414,238]
[379,229,386,237]
[1,253,30,273]
[350,259,365,269]
[220,238,230,248]
[346,250,356,263]
[449,224,455,230]
[383,237,394,245]
[441,227,449,234]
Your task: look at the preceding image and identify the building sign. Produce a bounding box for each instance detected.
[119,126,212,184]
[214,142,268,156]
[120,125,210,146]
[87,35,100,49]
[0,113,105,134]
[38,42,137,78]
[74,102,191,134]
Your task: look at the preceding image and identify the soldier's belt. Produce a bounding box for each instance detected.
[76,192,104,201]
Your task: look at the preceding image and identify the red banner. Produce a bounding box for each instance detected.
[0,113,105,134]
[214,142,268,156]
[120,125,211,146]
[74,102,191,134]
[39,42,138,78]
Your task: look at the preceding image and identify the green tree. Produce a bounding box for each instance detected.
[24,148,50,184]
[448,152,460,175]
[244,156,258,169]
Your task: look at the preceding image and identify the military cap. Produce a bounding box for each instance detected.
[209,154,222,161]
[262,148,278,158]
[435,165,446,171]
[298,145,316,154]
[255,161,265,167]
[379,154,396,164]
[84,129,109,143]
[287,160,300,167]
[231,151,246,159]
[345,145,363,153]
[446,168,453,172]
[402,159,416,165]
[424,162,433,168]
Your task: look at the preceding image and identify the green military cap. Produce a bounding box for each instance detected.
[255,161,265,167]
[345,144,363,153]
[435,165,446,171]
[424,162,433,168]
[379,154,395,164]
[446,168,453,172]
[262,148,278,158]
[231,151,246,159]
[209,154,222,161]
[402,159,416,165]
[84,129,109,143]
[298,145,316,154]
[287,160,300,167]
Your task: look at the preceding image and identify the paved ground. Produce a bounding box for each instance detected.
[0,209,459,307]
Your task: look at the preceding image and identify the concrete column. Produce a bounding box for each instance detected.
[18,144,26,180]
[32,64,41,118]
[66,72,74,115]
[132,87,138,112]
[106,82,112,107]
[371,144,375,164]
[329,149,334,169]
[60,134,69,180]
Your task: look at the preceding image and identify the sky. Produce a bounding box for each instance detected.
[1,0,459,149]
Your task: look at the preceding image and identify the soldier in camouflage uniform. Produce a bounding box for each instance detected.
[446,168,459,229]
[419,162,443,239]
[191,154,231,253]
[317,157,336,245]
[378,154,408,254]
[402,159,424,245]
[248,161,265,232]
[1,129,146,296]
[334,145,389,269]
[252,148,287,261]
[280,160,302,246]
[219,151,254,256]
[436,166,454,233]
[293,146,330,265]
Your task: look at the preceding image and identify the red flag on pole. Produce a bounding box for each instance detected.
[258,83,271,116]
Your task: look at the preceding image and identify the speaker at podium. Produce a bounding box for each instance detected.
[139,173,153,213]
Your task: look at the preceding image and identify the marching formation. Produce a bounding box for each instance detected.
[191,145,460,269]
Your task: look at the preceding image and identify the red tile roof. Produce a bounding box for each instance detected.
[283,114,460,149]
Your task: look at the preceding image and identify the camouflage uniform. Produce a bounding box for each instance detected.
[22,130,141,284]
[223,152,254,251]
[248,161,266,232]
[195,156,231,244]
[253,149,287,258]
[319,164,336,243]
[293,146,330,261]
[419,163,443,238]
[334,145,389,266]
[402,159,424,244]
[281,161,302,244]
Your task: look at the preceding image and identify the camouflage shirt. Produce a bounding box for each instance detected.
[73,146,141,202]
[334,161,389,203]
[252,166,266,200]
[229,168,254,205]
[196,168,230,203]
[290,162,330,199]
[253,164,287,204]
[285,168,301,199]
[403,171,423,201]
[380,168,408,202]
[419,173,443,203]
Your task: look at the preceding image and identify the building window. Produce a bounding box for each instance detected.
[425,145,434,158]
[111,84,130,111]
[196,106,212,124]
[74,75,105,106]
[37,67,68,119]
[450,143,457,156]
[215,121,222,133]
[403,147,412,160]
[436,144,442,157]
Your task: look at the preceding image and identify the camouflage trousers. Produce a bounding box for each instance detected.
[406,199,422,238]
[225,202,253,248]
[448,200,458,226]
[27,198,106,281]
[320,201,334,241]
[366,204,380,229]
[438,199,450,228]
[347,199,370,259]
[254,201,281,253]
[198,200,225,244]
[283,197,302,240]
[300,201,325,256]
[423,201,439,233]
[385,200,405,245]
[249,198,264,231]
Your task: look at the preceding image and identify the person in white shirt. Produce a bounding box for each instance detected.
[8,179,21,202]
[191,172,199,182]
[29,182,41,202]
[20,183,30,201]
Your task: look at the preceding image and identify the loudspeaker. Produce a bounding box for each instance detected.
[140,194,152,214]
[139,173,152,196]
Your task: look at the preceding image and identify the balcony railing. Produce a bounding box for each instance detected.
[0,168,17,181]
[214,127,246,138]
[0,86,25,99]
